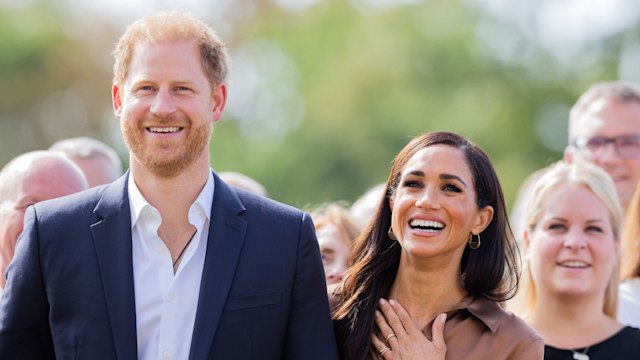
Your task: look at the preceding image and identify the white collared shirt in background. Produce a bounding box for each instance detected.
[619,277,640,329]
[128,171,214,360]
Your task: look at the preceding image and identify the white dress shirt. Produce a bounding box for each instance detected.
[619,277,640,329]
[128,172,214,360]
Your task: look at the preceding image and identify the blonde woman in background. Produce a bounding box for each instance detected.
[619,183,640,328]
[512,161,640,359]
[310,203,362,289]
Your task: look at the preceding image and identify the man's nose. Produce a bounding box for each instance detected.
[150,89,177,117]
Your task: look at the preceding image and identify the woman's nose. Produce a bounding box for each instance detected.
[563,228,587,250]
[416,187,439,209]
[326,264,346,284]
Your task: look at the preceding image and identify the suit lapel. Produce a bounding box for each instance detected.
[91,174,138,359]
[189,173,247,360]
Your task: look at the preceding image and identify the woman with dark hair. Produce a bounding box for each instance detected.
[333,132,542,359]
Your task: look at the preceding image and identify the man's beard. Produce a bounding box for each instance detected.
[121,113,212,177]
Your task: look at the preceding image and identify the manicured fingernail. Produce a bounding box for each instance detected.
[389,299,397,306]
[379,298,386,305]
[438,313,447,322]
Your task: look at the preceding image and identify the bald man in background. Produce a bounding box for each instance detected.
[0,151,89,291]
[50,137,123,187]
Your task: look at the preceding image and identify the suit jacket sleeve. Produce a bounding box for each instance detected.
[0,206,55,359]
[282,213,339,359]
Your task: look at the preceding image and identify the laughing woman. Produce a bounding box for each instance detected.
[332,132,542,360]
[512,161,640,359]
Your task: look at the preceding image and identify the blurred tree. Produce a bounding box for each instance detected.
[0,1,120,166]
[1,0,639,212]
[212,0,566,208]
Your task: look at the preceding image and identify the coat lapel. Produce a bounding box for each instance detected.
[189,173,247,360]
[91,174,138,359]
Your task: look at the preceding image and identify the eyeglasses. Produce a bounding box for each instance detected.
[573,134,640,159]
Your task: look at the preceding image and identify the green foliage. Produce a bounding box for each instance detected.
[212,0,567,208]
[2,0,638,213]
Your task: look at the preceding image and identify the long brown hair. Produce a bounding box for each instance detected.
[332,132,519,360]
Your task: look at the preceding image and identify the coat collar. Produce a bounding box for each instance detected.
[91,171,248,360]
[92,172,138,359]
[189,173,247,359]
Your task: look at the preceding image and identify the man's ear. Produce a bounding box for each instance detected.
[211,82,227,122]
[112,83,123,118]
[564,146,575,163]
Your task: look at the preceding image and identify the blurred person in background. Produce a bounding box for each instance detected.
[619,182,640,328]
[218,171,268,197]
[50,136,123,187]
[510,166,551,247]
[333,132,542,360]
[565,81,640,213]
[0,151,88,292]
[512,161,640,359]
[350,182,385,229]
[0,11,337,359]
[310,203,361,291]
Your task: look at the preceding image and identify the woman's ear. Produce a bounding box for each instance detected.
[472,205,494,234]
[523,229,533,261]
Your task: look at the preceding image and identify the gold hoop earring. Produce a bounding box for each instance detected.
[388,227,398,241]
[468,233,481,250]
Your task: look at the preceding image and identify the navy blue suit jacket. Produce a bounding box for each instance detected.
[0,172,339,359]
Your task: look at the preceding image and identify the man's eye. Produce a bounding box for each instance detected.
[586,137,605,149]
[619,138,640,147]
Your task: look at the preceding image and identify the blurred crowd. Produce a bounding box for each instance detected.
[1,10,640,360]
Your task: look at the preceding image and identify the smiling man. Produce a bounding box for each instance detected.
[0,12,338,360]
[564,81,640,212]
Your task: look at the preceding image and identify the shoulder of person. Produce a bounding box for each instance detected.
[477,296,543,342]
[233,187,307,220]
[620,277,640,293]
[619,325,640,339]
[33,184,107,217]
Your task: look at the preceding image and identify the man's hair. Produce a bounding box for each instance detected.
[112,11,229,88]
[49,137,122,174]
[219,171,268,197]
[568,81,640,143]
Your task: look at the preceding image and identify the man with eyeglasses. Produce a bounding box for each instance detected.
[565,81,640,212]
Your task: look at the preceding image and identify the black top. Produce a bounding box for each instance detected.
[544,326,640,359]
